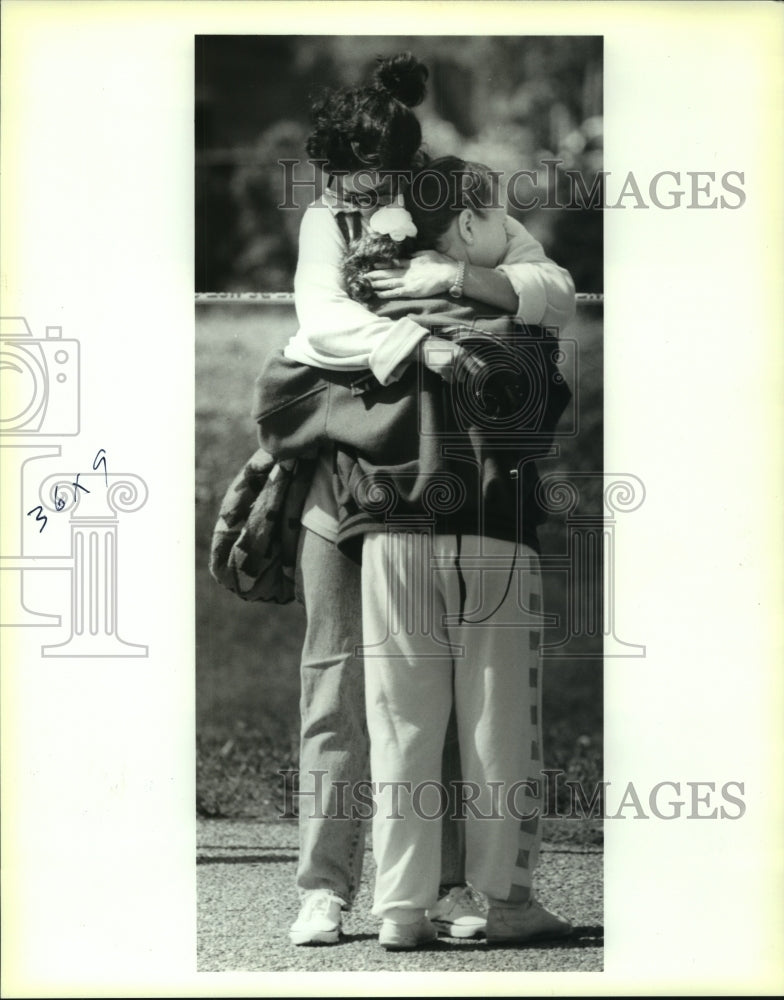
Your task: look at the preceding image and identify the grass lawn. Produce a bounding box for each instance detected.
[195,304,604,833]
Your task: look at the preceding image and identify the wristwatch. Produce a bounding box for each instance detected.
[448,260,466,299]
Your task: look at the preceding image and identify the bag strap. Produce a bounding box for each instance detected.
[336,210,362,247]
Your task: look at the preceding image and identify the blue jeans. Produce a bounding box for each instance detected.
[295,528,464,906]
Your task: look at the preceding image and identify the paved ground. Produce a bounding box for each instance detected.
[197,819,603,973]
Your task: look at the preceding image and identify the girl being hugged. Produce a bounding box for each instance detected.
[307,157,574,950]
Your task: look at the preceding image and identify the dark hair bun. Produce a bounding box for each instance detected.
[374,52,428,107]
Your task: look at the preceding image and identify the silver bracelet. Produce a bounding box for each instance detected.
[448,260,466,299]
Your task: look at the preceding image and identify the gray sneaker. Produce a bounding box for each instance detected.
[379,914,438,951]
[486,899,573,945]
[289,890,344,945]
[428,885,487,939]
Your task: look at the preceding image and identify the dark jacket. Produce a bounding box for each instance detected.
[253,323,571,563]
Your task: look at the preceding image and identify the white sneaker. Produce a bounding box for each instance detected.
[289,890,344,945]
[428,885,487,939]
[379,914,437,951]
[486,898,573,945]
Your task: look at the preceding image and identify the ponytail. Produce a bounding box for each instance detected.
[373,52,428,108]
[306,52,428,174]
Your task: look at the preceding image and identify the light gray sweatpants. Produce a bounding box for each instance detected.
[361,531,545,920]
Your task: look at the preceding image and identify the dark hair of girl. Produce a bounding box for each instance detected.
[306,52,428,174]
[342,232,417,303]
[406,156,501,249]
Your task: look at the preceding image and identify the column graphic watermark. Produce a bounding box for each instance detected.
[0,316,149,657]
[536,472,646,658]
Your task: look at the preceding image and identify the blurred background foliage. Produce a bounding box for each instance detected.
[195,36,604,830]
[196,35,603,294]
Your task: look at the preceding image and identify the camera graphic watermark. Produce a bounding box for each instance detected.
[0,316,149,657]
[0,318,80,436]
[420,330,578,439]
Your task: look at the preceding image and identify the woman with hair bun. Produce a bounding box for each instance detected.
[285,53,487,950]
[273,52,576,949]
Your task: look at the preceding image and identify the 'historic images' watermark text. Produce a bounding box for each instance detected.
[277,159,747,212]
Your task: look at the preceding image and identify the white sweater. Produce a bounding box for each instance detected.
[284,198,576,386]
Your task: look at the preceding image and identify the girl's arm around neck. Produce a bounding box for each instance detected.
[497,216,576,330]
[462,263,518,313]
[367,216,575,329]
[371,248,518,314]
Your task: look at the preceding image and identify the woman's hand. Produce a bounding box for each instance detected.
[365,250,458,299]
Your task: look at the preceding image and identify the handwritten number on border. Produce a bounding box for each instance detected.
[27,450,107,532]
[71,473,90,501]
[93,449,108,486]
[26,506,48,533]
